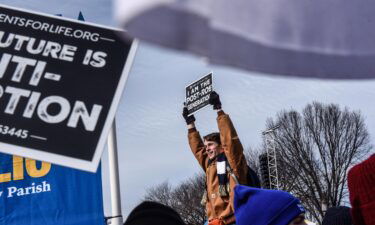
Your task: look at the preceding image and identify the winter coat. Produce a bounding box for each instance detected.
[188,111,248,224]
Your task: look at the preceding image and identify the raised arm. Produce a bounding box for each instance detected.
[217,112,247,179]
[209,92,247,180]
[183,106,208,170]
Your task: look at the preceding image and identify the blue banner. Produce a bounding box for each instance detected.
[0,153,105,225]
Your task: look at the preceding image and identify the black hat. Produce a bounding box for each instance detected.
[322,206,352,225]
[123,201,186,225]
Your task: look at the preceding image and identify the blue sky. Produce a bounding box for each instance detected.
[1,0,375,219]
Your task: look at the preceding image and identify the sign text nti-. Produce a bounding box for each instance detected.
[0,5,135,172]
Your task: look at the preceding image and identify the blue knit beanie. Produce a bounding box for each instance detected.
[234,185,305,225]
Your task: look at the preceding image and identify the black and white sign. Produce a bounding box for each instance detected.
[0,4,137,172]
[185,73,213,115]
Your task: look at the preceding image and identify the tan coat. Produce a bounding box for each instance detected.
[188,111,248,224]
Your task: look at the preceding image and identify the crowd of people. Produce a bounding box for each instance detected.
[123,92,374,225]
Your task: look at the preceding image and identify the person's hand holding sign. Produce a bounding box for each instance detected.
[182,104,196,125]
[208,91,222,110]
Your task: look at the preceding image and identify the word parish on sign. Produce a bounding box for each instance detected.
[185,73,213,115]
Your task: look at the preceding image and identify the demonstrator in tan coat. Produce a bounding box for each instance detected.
[182,92,248,225]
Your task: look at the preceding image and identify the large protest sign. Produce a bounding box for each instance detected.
[0,152,104,225]
[0,5,136,171]
[185,73,213,115]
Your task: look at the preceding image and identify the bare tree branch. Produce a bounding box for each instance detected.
[264,102,371,224]
[144,173,206,225]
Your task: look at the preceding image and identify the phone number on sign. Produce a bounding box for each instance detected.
[0,125,28,139]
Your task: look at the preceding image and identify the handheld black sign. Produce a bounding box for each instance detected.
[0,4,136,172]
[185,73,213,115]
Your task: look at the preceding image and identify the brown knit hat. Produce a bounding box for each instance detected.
[347,154,375,225]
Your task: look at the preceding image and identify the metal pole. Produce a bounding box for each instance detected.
[262,125,280,190]
[107,119,123,225]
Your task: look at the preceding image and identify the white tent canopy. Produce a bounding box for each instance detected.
[116,0,375,79]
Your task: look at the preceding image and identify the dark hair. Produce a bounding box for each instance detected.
[124,201,186,225]
[203,132,221,145]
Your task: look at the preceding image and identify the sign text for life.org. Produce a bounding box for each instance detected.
[0,5,136,172]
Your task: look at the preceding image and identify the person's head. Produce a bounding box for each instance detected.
[234,185,307,225]
[347,154,375,225]
[203,132,223,159]
[288,214,307,225]
[321,206,352,225]
[123,201,186,225]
